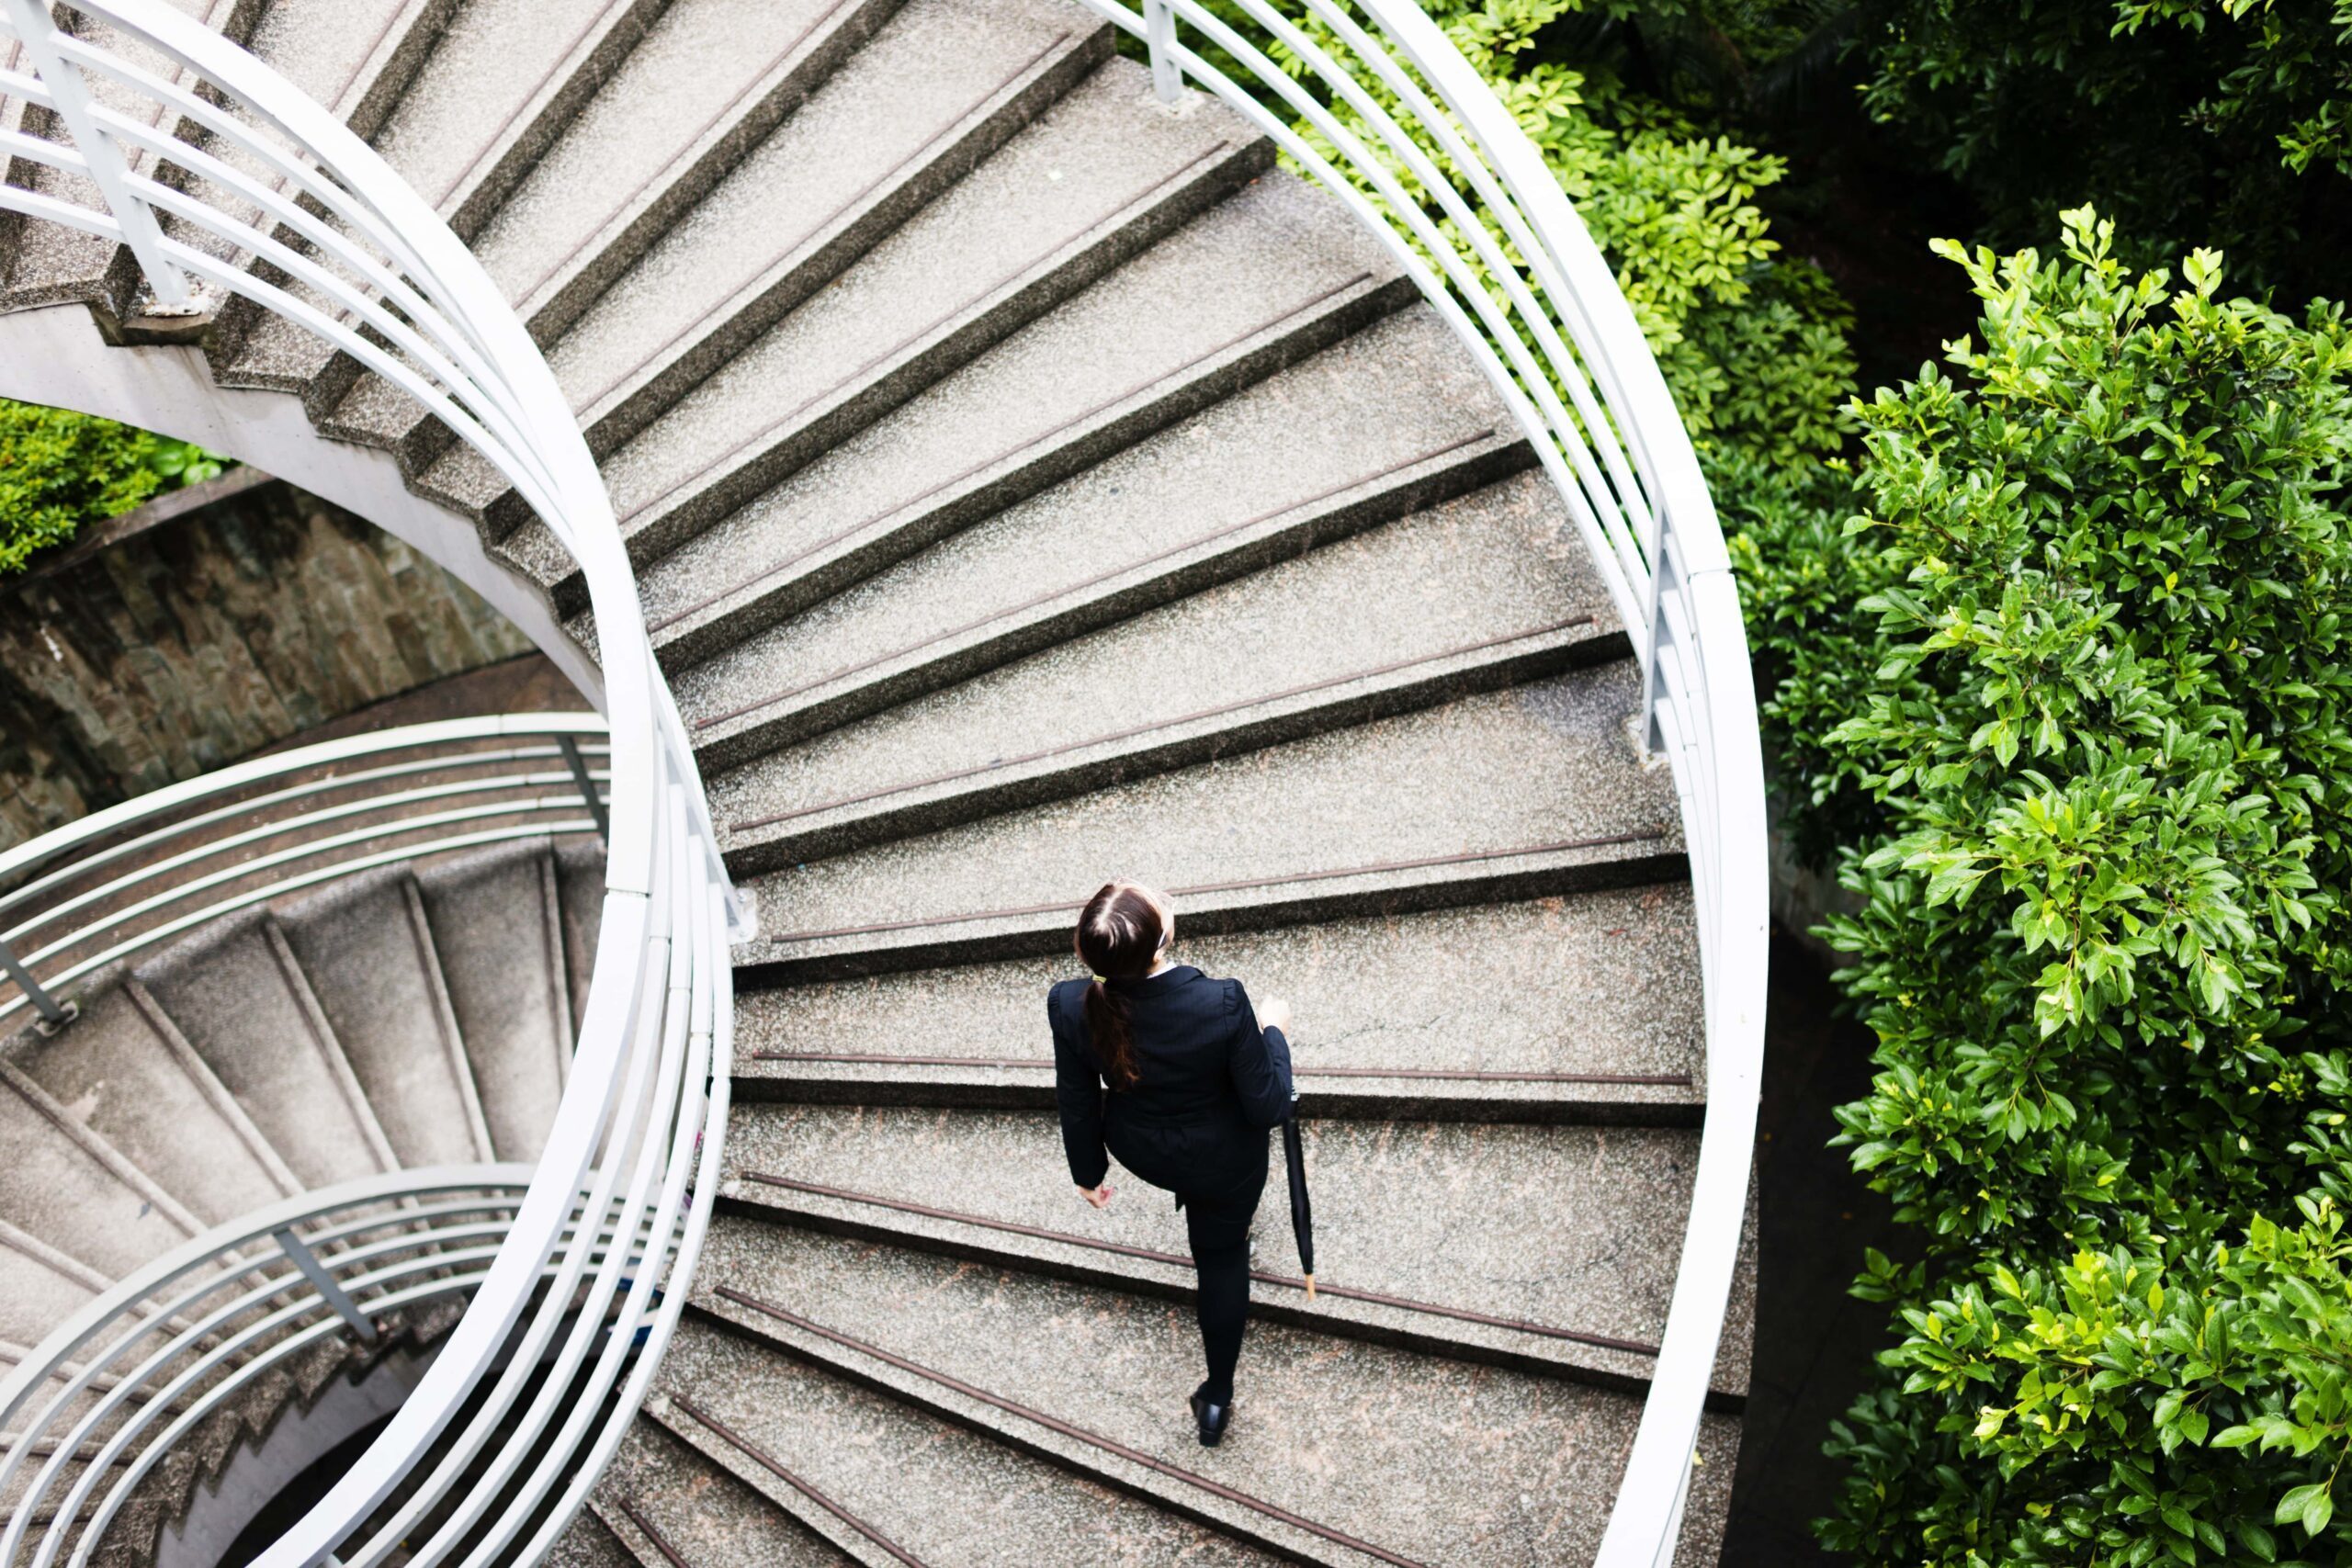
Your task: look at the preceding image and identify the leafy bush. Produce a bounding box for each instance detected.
[0,400,226,575]
[1849,0,2352,299]
[1751,208,2352,1562]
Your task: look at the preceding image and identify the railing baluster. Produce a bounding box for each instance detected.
[271,1227,378,1344]
[0,937,73,1032]
[0,0,190,308]
[1143,0,1182,103]
[558,735,610,842]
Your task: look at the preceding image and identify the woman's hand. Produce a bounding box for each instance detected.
[1258,996,1294,1035]
[1076,1182,1114,1209]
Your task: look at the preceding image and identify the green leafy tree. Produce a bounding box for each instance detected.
[0,400,227,575]
[1778,209,2352,1562]
[1850,0,2352,299]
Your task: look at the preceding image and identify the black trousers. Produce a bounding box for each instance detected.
[1178,1164,1265,1403]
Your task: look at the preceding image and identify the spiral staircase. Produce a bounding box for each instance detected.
[0,0,1770,1563]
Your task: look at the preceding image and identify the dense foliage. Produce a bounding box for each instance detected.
[0,400,226,575]
[1849,0,2352,299]
[1739,209,2352,1562]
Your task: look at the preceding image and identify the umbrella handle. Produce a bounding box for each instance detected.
[1304,1273,1316,1302]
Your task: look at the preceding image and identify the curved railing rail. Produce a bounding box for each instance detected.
[1087,4,1770,1557]
[0,4,740,1566]
[0,716,612,1032]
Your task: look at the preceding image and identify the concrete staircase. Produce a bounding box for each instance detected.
[2,0,1754,1561]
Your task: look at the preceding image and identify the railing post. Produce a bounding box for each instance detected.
[558,736,610,842]
[1637,505,1669,758]
[1143,0,1182,103]
[0,0,192,308]
[0,936,74,1032]
[272,1227,379,1344]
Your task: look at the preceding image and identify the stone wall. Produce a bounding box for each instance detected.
[0,468,534,848]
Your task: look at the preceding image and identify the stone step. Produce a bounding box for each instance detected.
[673,304,1525,767]
[548,1513,639,1568]
[135,914,398,1188]
[718,1100,1703,1393]
[274,867,496,1168]
[550,36,1216,463]
[733,885,1702,1122]
[0,1069,195,1292]
[413,0,1146,536]
[705,472,1620,870]
[317,0,915,468]
[218,0,666,401]
[690,1217,1743,1568]
[545,173,1412,632]
[645,1315,1287,1568]
[243,0,458,142]
[415,842,575,1163]
[2,976,298,1224]
[730,660,1680,982]
[592,1414,854,1568]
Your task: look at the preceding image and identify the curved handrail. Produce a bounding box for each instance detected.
[1075,4,1770,1558]
[0,5,739,1566]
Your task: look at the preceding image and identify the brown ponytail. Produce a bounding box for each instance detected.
[1074,881,1168,1091]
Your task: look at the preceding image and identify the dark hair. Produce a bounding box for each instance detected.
[1074,881,1167,1091]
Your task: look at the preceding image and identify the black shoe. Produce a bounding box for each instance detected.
[1190,1382,1233,1448]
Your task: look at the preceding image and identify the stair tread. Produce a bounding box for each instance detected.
[0,1252,96,1364]
[609,172,1405,612]
[735,886,1702,1110]
[596,1416,855,1568]
[243,0,425,117]
[415,843,573,1164]
[545,0,1157,445]
[0,1079,190,1283]
[135,919,389,1189]
[693,1216,1738,1568]
[3,980,289,1224]
[650,1315,1288,1567]
[719,1100,1700,1386]
[468,0,899,319]
[732,660,1675,950]
[275,869,485,1168]
[702,470,1615,865]
[671,303,1521,758]
[371,0,648,218]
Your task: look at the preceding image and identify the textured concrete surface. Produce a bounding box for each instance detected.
[717,1100,1701,1389]
[652,1316,1288,1566]
[693,1216,1739,1568]
[594,1414,854,1568]
[735,884,1703,1116]
[0,1066,193,1281]
[416,842,574,1162]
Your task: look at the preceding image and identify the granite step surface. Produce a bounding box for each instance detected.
[274,867,494,1169]
[732,884,1702,1122]
[591,1412,854,1568]
[415,843,574,1163]
[544,173,1413,629]
[550,40,1228,461]
[1,976,298,1224]
[730,660,1681,980]
[704,472,1621,868]
[645,1315,1290,1567]
[717,1100,1706,1392]
[242,0,456,139]
[134,915,398,1189]
[548,1514,639,1568]
[689,1216,1741,1568]
[316,0,913,467]
[673,305,1528,765]
[0,1069,195,1289]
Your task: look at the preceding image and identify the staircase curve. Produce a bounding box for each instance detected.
[0,0,1769,1562]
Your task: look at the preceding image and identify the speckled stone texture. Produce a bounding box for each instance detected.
[717,1100,1703,1390]
[594,1415,855,1568]
[691,1217,1738,1567]
[650,1317,1289,1566]
[735,884,1702,1115]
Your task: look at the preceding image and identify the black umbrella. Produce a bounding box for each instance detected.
[1282,1092,1316,1299]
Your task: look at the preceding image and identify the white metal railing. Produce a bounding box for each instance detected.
[0,3,741,1566]
[0,716,613,1032]
[1097,5,1770,1558]
[0,0,1766,1559]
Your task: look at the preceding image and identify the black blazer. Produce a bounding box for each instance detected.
[1049,965,1295,1200]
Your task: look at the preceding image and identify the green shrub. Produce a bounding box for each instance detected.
[0,400,226,575]
[1766,208,2352,1562]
